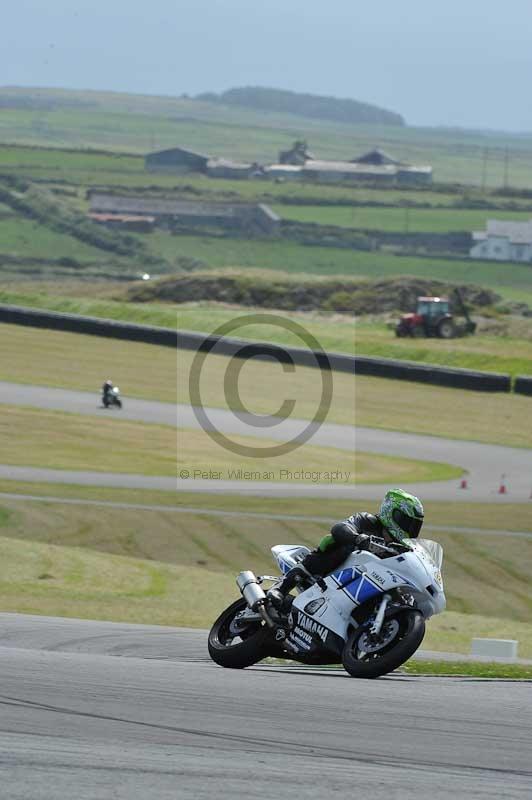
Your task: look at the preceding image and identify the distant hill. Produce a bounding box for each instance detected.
[196,86,405,127]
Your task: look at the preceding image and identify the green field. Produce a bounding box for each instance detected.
[274,204,532,233]
[2,87,532,187]
[4,144,532,211]
[2,136,532,308]
[132,235,532,305]
[3,219,532,306]
[0,216,103,260]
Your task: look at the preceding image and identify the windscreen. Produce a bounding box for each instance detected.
[416,538,443,569]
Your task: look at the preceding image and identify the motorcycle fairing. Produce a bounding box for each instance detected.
[271,544,311,575]
[287,607,345,657]
[331,570,382,606]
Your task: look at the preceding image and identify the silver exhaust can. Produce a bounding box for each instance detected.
[236,570,267,610]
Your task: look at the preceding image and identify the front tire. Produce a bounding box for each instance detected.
[438,319,456,339]
[342,609,425,679]
[208,598,271,669]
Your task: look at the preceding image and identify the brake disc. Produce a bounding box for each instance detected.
[357,619,400,655]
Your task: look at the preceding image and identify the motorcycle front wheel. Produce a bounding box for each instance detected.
[342,609,425,679]
[208,598,271,669]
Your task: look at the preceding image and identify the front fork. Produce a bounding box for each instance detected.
[370,593,392,636]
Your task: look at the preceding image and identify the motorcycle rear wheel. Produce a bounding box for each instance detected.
[342,609,425,679]
[208,598,271,669]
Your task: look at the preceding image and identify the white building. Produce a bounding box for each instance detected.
[470,219,532,262]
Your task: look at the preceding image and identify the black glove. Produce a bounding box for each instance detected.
[353,533,370,550]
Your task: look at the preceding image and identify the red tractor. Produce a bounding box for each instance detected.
[395,291,476,339]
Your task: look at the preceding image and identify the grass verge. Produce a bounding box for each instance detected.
[0,405,461,484]
[0,534,233,629]
[400,661,532,679]
[1,480,532,530]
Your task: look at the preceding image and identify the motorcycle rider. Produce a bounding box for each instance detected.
[267,488,424,608]
[102,379,114,405]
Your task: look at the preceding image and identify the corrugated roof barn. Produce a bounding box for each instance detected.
[88,193,280,234]
[144,147,210,174]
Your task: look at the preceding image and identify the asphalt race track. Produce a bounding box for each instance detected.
[1,381,531,501]
[0,614,530,800]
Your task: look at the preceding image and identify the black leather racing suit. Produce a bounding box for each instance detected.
[272,513,385,600]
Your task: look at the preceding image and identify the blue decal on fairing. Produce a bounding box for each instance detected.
[279,558,292,574]
[338,575,382,605]
[332,567,361,586]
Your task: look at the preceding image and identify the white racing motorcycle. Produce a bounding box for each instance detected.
[102,386,122,409]
[208,536,445,678]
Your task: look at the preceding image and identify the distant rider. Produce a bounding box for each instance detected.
[102,379,114,405]
[267,488,424,608]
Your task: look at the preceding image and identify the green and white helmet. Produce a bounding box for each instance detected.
[379,488,424,544]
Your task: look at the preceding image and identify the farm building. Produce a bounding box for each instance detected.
[352,149,432,184]
[88,192,280,235]
[301,160,398,185]
[144,147,210,174]
[350,148,401,165]
[395,165,433,186]
[206,158,264,180]
[264,164,303,181]
[269,144,432,186]
[470,219,532,262]
[278,140,315,165]
[88,213,155,232]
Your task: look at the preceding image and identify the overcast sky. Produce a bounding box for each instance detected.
[3,0,532,131]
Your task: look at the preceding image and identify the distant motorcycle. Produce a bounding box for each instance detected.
[102,386,122,409]
[208,536,445,678]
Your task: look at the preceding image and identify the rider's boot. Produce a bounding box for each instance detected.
[267,565,313,609]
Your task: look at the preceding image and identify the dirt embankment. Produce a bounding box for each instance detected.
[127,272,500,315]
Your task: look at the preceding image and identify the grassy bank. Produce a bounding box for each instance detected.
[1,286,532,377]
[0,404,461,484]
[176,347,532,448]
[0,492,530,626]
[1,480,532,531]
[0,483,529,657]
[135,234,532,306]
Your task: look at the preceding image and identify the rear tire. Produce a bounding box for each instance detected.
[342,609,425,679]
[208,598,271,669]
